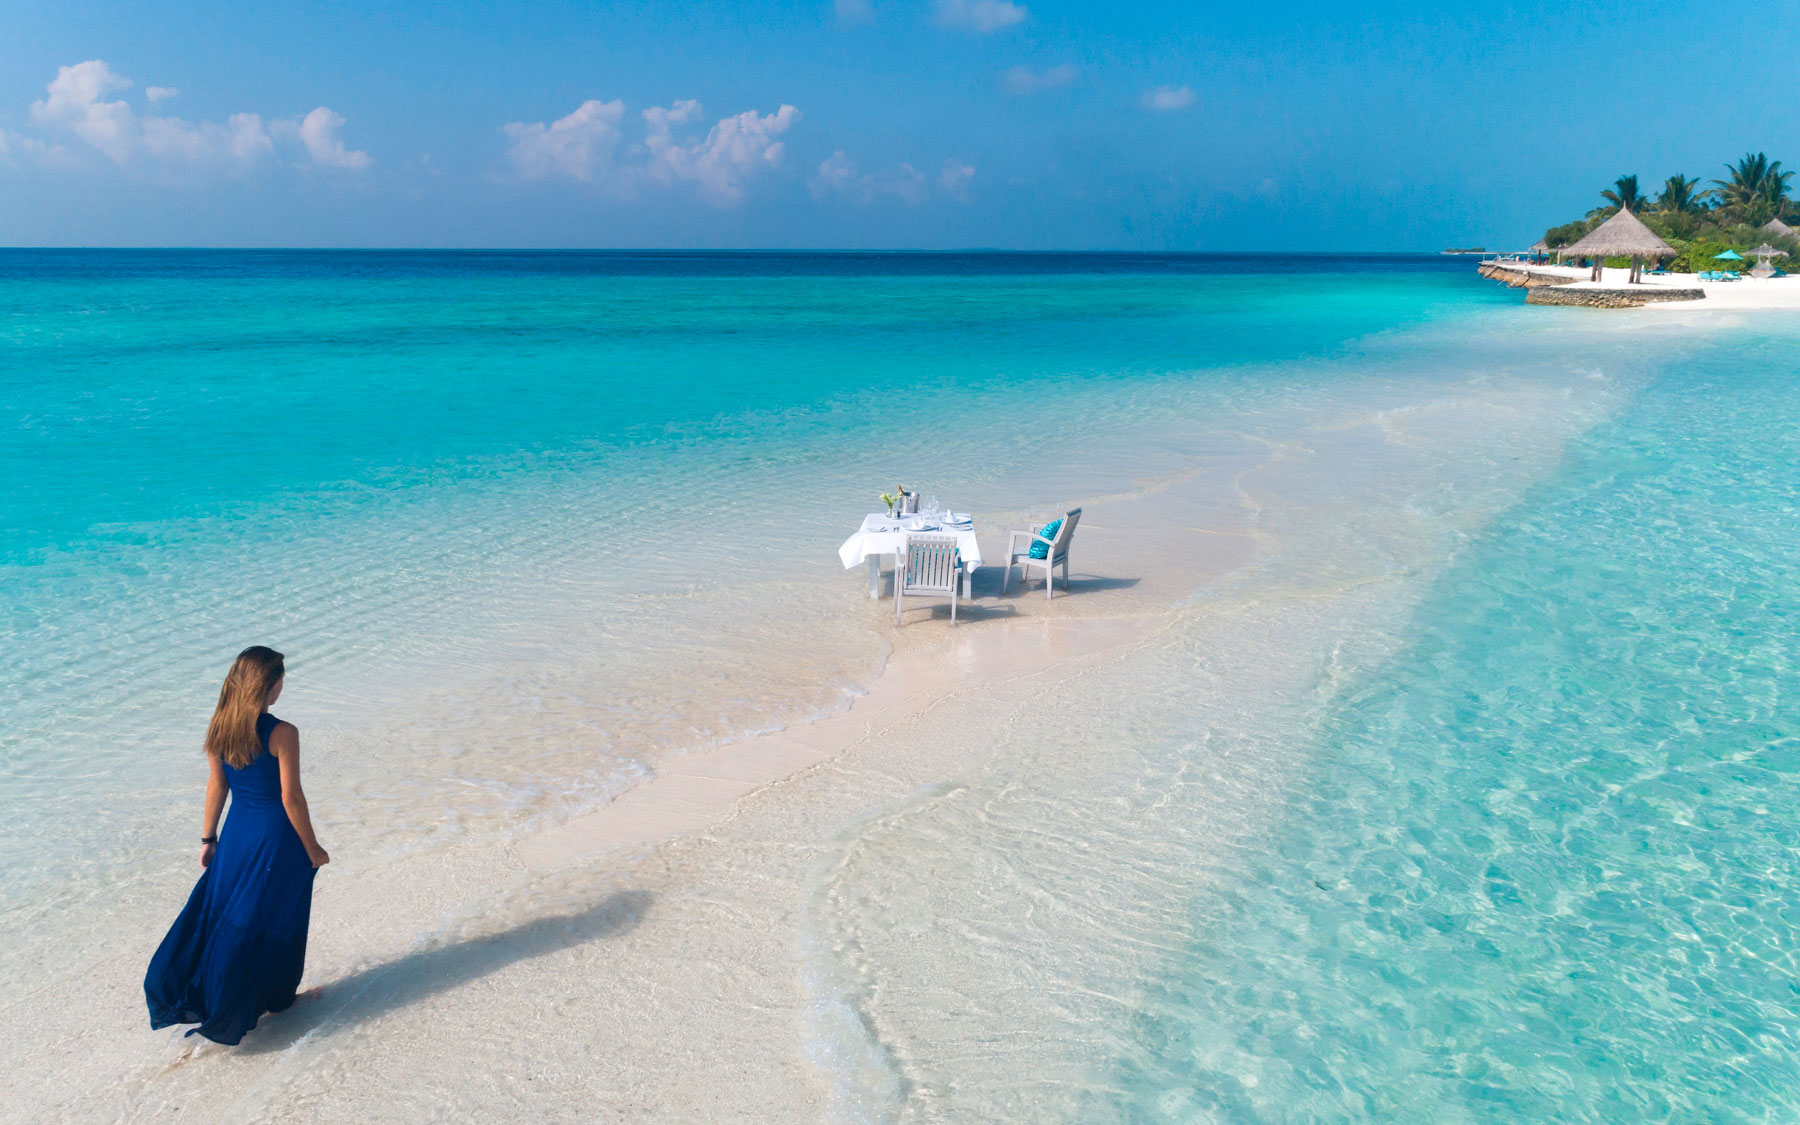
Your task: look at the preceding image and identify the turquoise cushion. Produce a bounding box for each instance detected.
[1028,518,1063,559]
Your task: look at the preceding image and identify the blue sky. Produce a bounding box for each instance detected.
[2,0,1794,249]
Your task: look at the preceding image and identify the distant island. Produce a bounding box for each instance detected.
[1538,152,1800,271]
[1440,247,1487,255]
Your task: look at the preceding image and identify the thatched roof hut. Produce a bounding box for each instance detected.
[1528,239,1548,251]
[1557,208,1675,283]
[1559,209,1675,258]
[1762,217,1795,239]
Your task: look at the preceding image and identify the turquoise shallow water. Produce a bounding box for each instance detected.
[2,250,1508,992]
[1114,329,1800,1119]
[1,250,1488,560]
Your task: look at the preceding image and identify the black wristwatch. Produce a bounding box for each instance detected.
[201,835,218,845]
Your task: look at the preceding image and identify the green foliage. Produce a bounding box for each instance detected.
[1649,209,1706,240]
[1540,155,1800,268]
[1668,236,1736,274]
[1656,174,1707,216]
[1543,216,1599,249]
[1710,152,1794,225]
[1599,173,1648,214]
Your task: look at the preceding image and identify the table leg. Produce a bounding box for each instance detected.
[962,568,973,600]
[867,555,881,599]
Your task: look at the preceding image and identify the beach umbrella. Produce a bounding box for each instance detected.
[1713,249,1744,261]
[1748,242,1789,278]
[1557,207,1676,283]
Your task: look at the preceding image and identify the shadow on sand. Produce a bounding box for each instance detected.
[897,572,1142,623]
[239,889,650,1052]
[974,571,1142,599]
[1002,574,1142,597]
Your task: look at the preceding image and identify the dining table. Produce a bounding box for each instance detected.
[838,512,981,599]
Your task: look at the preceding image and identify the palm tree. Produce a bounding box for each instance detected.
[1711,152,1794,224]
[1656,174,1707,214]
[1599,173,1648,214]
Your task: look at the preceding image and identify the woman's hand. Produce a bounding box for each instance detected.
[307,845,330,869]
[200,842,216,868]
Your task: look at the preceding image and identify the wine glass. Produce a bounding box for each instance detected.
[926,494,939,521]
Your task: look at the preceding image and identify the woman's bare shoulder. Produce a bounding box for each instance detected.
[269,720,301,748]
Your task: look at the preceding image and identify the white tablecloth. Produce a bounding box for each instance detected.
[841,514,982,599]
[839,513,983,572]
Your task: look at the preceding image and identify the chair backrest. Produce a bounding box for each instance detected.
[1049,508,1082,561]
[900,534,960,595]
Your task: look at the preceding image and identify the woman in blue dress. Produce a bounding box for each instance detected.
[145,645,330,1045]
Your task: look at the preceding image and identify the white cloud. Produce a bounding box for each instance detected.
[0,127,61,167]
[834,0,873,23]
[291,107,372,169]
[938,158,975,200]
[934,0,1026,33]
[31,60,136,162]
[812,150,971,206]
[1141,84,1197,112]
[503,99,625,182]
[142,111,274,166]
[1001,64,1078,94]
[21,59,370,174]
[812,150,861,196]
[504,98,799,206]
[811,151,923,204]
[642,100,799,205]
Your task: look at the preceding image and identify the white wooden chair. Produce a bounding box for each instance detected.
[1002,508,1082,599]
[895,534,963,625]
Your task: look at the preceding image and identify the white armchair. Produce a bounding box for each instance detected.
[895,534,964,625]
[1002,508,1081,599]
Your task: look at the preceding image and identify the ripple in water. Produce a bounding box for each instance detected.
[1113,336,1800,1120]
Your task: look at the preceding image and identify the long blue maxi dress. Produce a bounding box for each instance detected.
[145,713,317,1045]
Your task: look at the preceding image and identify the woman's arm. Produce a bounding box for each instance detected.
[271,722,330,868]
[200,753,227,867]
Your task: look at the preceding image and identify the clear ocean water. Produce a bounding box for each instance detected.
[1107,324,1800,1121]
[4,250,1792,1118]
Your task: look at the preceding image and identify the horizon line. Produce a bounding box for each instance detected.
[0,246,1465,255]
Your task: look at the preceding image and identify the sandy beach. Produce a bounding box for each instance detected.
[1490,261,1800,310]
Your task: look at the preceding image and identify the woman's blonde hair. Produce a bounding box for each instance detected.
[205,646,285,768]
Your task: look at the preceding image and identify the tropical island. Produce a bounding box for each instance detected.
[1477,151,1800,307]
[1539,152,1800,271]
